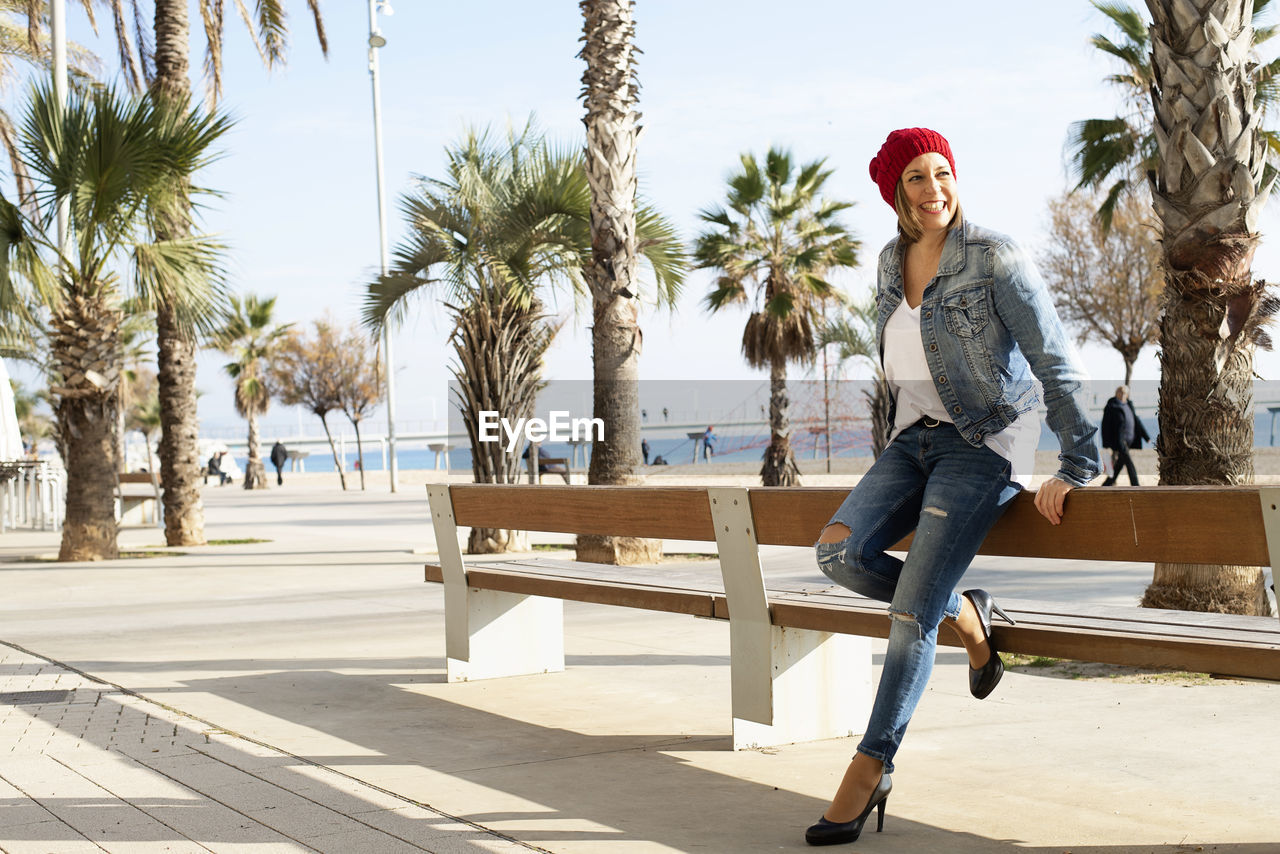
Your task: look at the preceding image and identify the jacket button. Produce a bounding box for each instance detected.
[953,406,961,414]
[929,343,937,351]
[960,297,967,307]
[974,433,983,441]
[924,311,932,319]
[937,375,947,384]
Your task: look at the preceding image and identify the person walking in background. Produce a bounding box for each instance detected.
[270,440,289,486]
[641,437,650,465]
[1100,385,1149,486]
[702,426,716,461]
[806,128,1099,846]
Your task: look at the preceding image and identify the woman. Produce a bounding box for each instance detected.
[805,128,1099,846]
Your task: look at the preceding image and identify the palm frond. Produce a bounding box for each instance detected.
[131,234,229,337]
[304,0,328,54]
[254,0,288,68]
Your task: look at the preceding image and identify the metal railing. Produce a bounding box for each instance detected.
[0,460,65,533]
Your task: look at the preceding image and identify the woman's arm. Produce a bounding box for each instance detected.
[990,239,1101,488]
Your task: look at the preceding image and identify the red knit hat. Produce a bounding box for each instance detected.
[868,128,956,208]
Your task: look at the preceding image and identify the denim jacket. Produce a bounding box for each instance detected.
[876,218,1101,486]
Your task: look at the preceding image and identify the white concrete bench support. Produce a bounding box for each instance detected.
[426,484,564,682]
[707,488,872,750]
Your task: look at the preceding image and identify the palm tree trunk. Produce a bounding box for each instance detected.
[51,295,121,561]
[452,291,543,554]
[152,0,206,545]
[156,305,206,542]
[317,412,347,491]
[761,356,800,486]
[353,419,366,490]
[243,409,267,489]
[578,0,659,565]
[1142,0,1272,615]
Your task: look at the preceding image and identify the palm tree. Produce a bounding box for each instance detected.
[694,148,859,486]
[579,0,687,563]
[1069,0,1280,229]
[364,123,682,554]
[141,0,327,545]
[1141,0,1277,616]
[210,294,290,490]
[818,291,890,459]
[0,84,229,561]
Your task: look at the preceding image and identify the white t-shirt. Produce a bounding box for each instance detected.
[883,299,1038,487]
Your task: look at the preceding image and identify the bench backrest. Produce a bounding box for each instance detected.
[445,484,1274,567]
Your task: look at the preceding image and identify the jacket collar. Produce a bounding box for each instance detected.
[935,217,968,277]
[891,217,968,279]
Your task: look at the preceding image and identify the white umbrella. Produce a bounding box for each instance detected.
[0,358,24,460]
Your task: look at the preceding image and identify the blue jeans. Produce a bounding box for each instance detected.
[814,421,1021,772]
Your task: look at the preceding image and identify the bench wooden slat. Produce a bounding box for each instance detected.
[766,593,1276,648]
[761,598,1280,680]
[425,560,721,618]
[747,486,1271,565]
[446,484,1270,566]
[423,557,1280,680]
[449,485,717,541]
[755,583,1280,641]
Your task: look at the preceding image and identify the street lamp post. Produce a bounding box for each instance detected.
[367,0,399,492]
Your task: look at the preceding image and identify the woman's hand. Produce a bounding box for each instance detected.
[1034,476,1074,525]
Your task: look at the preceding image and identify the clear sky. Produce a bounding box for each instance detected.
[12,0,1280,440]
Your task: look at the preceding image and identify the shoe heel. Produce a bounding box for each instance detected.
[991,601,1016,626]
[876,797,887,832]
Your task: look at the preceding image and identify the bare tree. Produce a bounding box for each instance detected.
[1039,188,1163,385]
[333,324,384,491]
[270,320,347,490]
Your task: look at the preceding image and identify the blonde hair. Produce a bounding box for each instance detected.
[893,180,962,244]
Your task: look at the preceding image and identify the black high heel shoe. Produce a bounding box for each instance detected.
[962,589,1015,700]
[805,773,892,846]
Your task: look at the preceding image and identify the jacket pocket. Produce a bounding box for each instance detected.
[942,286,990,338]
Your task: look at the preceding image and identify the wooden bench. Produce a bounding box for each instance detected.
[116,471,162,529]
[425,484,1280,749]
[524,443,571,485]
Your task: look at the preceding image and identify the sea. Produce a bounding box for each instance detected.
[225,406,1280,475]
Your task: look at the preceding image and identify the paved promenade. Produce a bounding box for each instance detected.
[1,470,1278,852]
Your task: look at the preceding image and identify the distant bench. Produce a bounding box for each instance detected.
[116,471,162,529]
[425,484,1280,749]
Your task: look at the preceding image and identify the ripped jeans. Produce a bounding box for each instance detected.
[814,420,1021,772]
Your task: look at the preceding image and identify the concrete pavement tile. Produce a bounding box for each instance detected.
[0,820,106,853]
[0,803,60,831]
[419,836,551,853]
[64,741,307,850]
[248,762,427,815]
[195,736,300,772]
[347,807,495,844]
[300,825,431,853]
[139,753,370,841]
[0,755,200,850]
[141,802,312,851]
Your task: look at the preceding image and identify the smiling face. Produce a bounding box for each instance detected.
[899,152,958,238]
